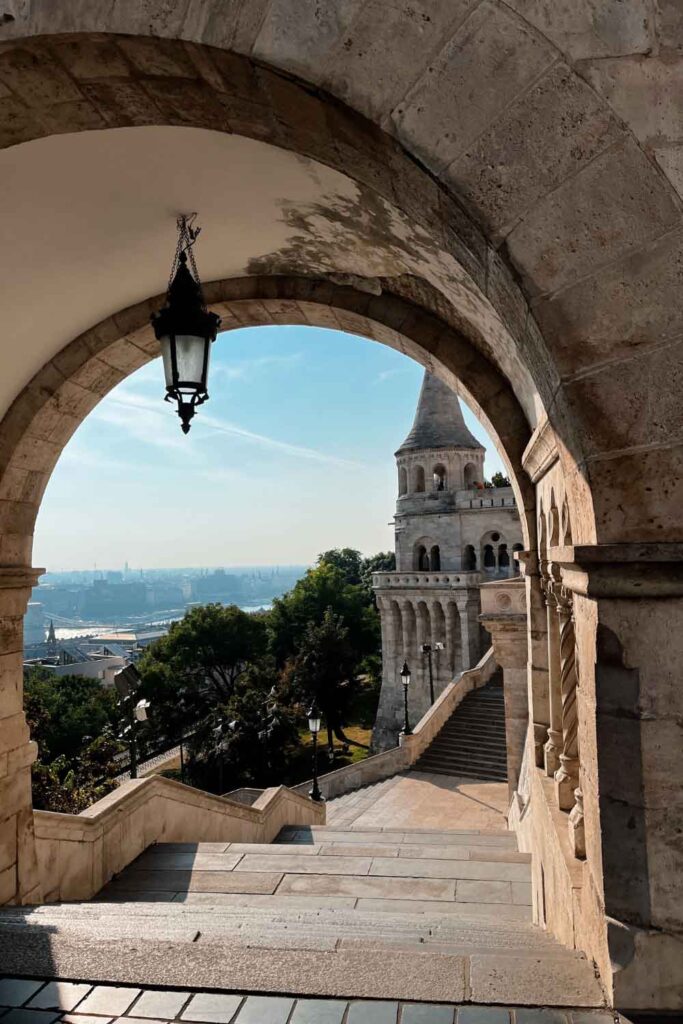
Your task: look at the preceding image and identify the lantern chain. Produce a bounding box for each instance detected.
[167,213,207,311]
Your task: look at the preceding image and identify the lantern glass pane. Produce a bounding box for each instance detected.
[308,715,321,734]
[175,333,208,386]
[159,336,175,388]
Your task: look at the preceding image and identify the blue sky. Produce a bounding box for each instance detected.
[34,326,506,570]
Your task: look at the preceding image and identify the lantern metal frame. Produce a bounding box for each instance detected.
[151,214,221,434]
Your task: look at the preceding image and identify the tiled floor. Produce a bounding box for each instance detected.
[0,980,625,1024]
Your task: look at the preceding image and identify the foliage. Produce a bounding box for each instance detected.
[491,471,511,487]
[317,548,364,586]
[268,560,379,670]
[288,608,358,752]
[24,667,124,813]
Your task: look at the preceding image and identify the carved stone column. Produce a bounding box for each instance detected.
[554,588,581,814]
[0,566,44,905]
[542,572,563,776]
[456,589,481,669]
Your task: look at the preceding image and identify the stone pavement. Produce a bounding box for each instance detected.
[326,773,508,831]
[0,979,626,1024]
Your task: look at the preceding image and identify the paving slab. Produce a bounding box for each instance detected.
[27,984,92,1011]
[97,891,179,903]
[0,981,45,1008]
[62,1015,113,1024]
[132,855,243,871]
[370,859,528,882]
[290,832,403,845]
[227,844,322,856]
[0,1011,62,1024]
[131,990,189,1018]
[236,855,372,876]
[469,954,604,1007]
[401,1005,455,1023]
[511,882,533,905]
[109,871,283,894]
[173,892,358,910]
[400,836,514,848]
[234,996,294,1024]
[456,1010,510,1023]
[76,987,140,1016]
[347,1001,399,1023]
[320,845,400,858]
[455,881,512,905]
[514,1012,569,1023]
[180,993,244,1022]
[289,999,347,1024]
[354,899,529,921]
[277,873,456,901]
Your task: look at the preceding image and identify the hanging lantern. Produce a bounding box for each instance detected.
[151,215,221,434]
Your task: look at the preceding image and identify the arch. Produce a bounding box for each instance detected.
[433,464,447,491]
[415,545,429,571]
[512,542,524,576]
[498,543,510,569]
[483,544,496,570]
[463,462,478,489]
[548,490,561,547]
[414,465,426,493]
[462,545,477,571]
[398,466,407,496]
[430,545,441,572]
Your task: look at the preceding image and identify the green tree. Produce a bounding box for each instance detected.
[491,471,511,487]
[290,607,366,755]
[268,561,378,669]
[360,551,396,600]
[31,733,123,813]
[317,548,364,586]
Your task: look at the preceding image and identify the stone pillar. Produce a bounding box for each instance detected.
[480,579,528,798]
[553,587,581,814]
[456,589,481,669]
[542,573,563,776]
[372,596,406,751]
[0,567,43,906]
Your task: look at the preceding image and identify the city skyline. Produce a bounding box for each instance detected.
[35,325,507,571]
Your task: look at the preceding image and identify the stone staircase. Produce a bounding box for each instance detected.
[414,677,507,781]
[0,822,604,1007]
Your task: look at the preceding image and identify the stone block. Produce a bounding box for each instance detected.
[131,990,188,1019]
[235,996,295,1024]
[0,712,30,753]
[469,953,604,1005]
[346,1003,398,1024]
[452,61,622,241]
[392,1,555,172]
[48,36,131,80]
[580,55,683,146]
[457,1010,509,1024]
[290,1000,347,1024]
[0,1011,61,1024]
[400,1004,454,1023]
[507,136,680,298]
[278,872,456,901]
[506,0,654,59]
[0,979,45,1007]
[0,46,83,108]
[252,0,360,82]
[456,879,512,904]
[81,80,164,128]
[28,983,92,1011]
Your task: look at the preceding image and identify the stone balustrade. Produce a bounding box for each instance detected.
[293,648,498,801]
[34,776,325,903]
[373,570,481,589]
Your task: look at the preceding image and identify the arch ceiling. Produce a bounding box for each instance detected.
[0,1,680,545]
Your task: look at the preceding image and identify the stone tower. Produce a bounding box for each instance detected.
[372,371,522,751]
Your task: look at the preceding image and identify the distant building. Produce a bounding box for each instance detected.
[24,638,127,687]
[24,602,45,646]
[372,372,523,750]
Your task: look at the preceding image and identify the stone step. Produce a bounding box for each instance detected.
[415,762,508,781]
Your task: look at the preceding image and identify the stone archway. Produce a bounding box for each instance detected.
[0,16,679,1010]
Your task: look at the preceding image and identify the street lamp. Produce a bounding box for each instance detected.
[400,661,412,736]
[151,215,221,435]
[420,641,446,705]
[307,701,324,803]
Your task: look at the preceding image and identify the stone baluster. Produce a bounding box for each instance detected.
[554,588,581,813]
[542,572,563,776]
[568,786,586,860]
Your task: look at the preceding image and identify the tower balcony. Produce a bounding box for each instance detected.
[372,570,482,591]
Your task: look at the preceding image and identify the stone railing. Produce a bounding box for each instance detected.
[373,570,482,589]
[292,648,497,801]
[34,776,324,903]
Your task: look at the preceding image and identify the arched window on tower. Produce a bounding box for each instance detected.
[498,544,510,572]
[433,464,446,491]
[415,545,429,571]
[430,545,441,571]
[398,466,407,496]
[414,465,425,492]
[463,462,478,488]
[483,544,496,570]
[462,545,476,571]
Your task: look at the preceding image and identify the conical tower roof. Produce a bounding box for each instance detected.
[396,372,483,454]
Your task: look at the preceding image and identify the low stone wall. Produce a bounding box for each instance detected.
[34,777,325,903]
[293,648,497,801]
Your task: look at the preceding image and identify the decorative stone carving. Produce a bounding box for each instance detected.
[540,571,563,776]
[554,587,580,812]
[569,786,586,860]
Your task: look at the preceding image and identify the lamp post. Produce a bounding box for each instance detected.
[400,661,412,736]
[114,664,151,780]
[420,641,445,705]
[151,215,221,434]
[307,701,324,802]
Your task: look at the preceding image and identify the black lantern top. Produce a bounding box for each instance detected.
[151,216,221,434]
